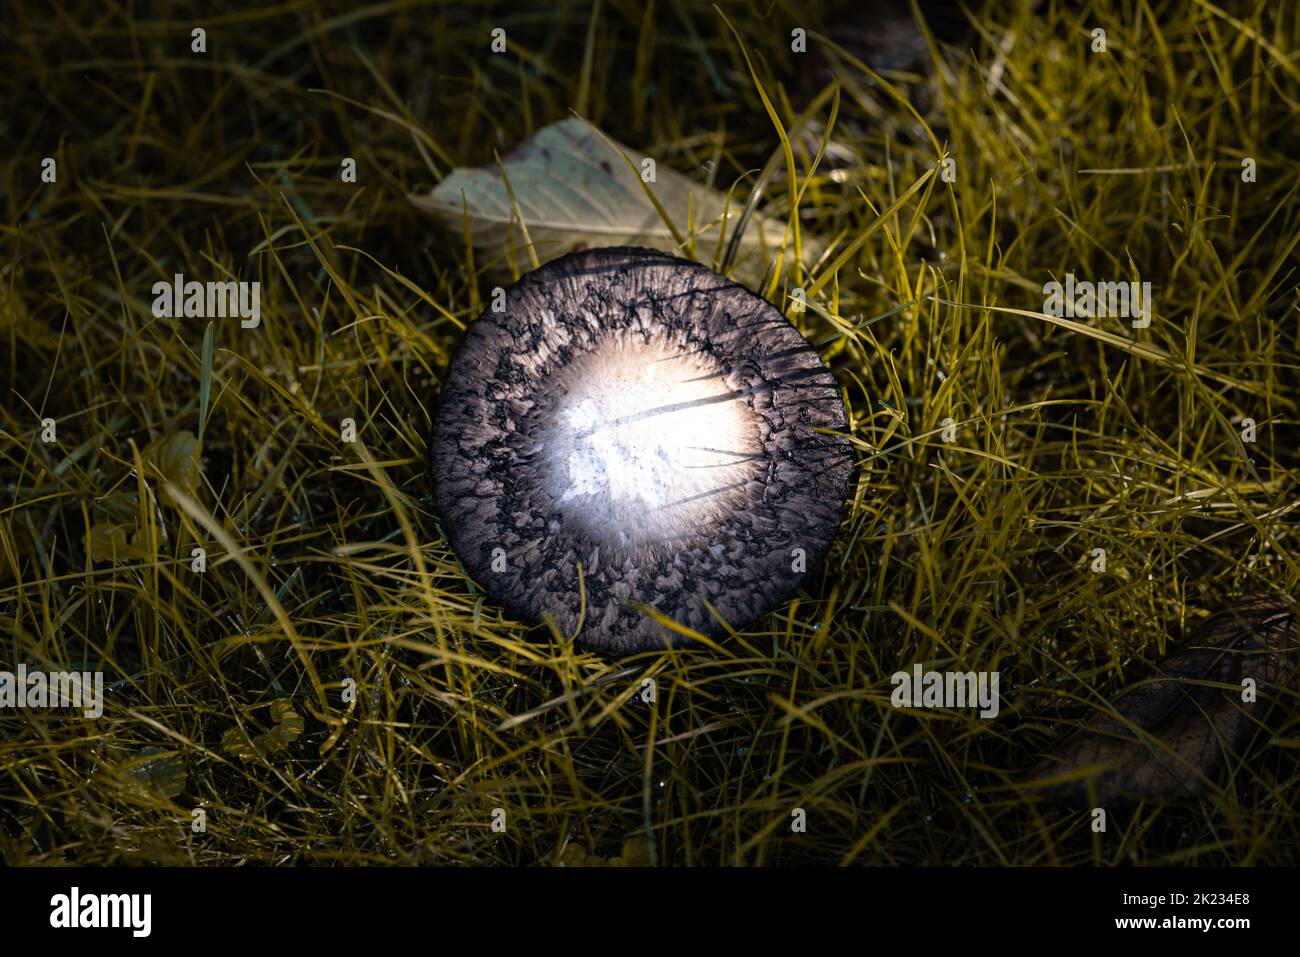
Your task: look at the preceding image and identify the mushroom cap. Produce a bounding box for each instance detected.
[429,247,852,654]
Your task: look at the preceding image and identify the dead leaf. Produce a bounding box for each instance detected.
[93,491,141,524]
[555,834,653,867]
[1026,597,1297,804]
[126,746,187,798]
[265,699,304,745]
[219,725,259,762]
[611,833,653,867]
[86,523,153,563]
[141,430,201,492]
[409,118,806,287]
[557,842,602,867]
[221,699,304,761]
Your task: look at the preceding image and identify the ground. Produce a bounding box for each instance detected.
[1,0,1298,865]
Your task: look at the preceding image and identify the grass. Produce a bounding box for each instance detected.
[1,0,1298,866]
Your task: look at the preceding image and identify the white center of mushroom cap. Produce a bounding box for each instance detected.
[545,337,758,545]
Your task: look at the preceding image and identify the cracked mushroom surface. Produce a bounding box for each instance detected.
[429,246,853,654]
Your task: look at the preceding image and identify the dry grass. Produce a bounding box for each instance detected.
[1,0,1298,866]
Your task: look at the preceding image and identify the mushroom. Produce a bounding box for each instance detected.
[429,247,852,654]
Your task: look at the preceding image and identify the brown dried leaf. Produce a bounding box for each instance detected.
[1027,597,1297,805]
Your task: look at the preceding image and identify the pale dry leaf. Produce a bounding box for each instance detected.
[409,118,807,288]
